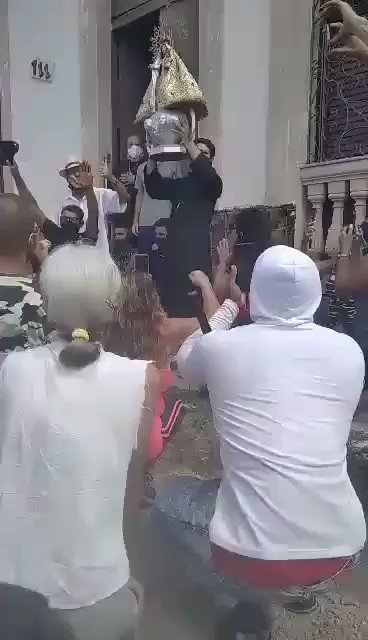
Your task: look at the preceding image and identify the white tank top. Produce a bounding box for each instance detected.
[0,342,147,609]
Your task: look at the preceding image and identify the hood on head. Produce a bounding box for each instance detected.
[249,245,322,326]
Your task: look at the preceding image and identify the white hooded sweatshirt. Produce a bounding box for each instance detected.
[178,246,366,560]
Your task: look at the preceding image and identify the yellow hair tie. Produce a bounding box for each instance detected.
[72,328,90,342]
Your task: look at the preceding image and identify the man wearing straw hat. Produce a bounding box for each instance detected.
[60,157,129,253]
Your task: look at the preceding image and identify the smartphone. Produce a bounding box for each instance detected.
[0,141,19,166]
[133,253,150,273]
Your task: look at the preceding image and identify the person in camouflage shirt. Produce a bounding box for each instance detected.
[0,193,46,358]
[0,275,46,352]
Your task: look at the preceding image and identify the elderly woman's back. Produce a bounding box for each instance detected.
[0,244,158,640]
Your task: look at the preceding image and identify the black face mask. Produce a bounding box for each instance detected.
[61,220,80,241]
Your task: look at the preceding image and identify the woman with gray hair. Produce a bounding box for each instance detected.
[0,244,159,640]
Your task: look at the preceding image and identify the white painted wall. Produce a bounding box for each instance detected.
[266,0,312,205]
[219,0,272,209]
[199,0,311,220]
[8,0,82,218]
[199,0,273,209]
[198,0,224,187]
[266,0,313,246]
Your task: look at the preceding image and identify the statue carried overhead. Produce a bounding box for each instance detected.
[135,40,208,160]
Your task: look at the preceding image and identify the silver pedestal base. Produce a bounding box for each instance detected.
[149,145,186,160]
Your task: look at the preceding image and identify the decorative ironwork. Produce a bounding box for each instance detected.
[308,0,368,162]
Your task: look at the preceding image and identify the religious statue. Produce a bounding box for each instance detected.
[135,40,208,160]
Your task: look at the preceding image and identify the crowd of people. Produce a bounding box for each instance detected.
[1,2,368,640]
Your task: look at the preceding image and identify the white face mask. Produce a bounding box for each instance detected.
[127,145,144,162]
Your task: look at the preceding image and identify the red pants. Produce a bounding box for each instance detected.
[212,544,352,589]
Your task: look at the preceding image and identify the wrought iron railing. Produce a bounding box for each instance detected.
[308,0,368,163]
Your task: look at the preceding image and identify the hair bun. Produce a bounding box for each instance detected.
[72,328,90,341]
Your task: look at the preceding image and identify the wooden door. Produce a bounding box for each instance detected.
[112,0,167,28]
[111,0,199,170]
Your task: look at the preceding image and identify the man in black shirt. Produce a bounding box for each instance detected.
[9,162,98,250]
[145,132,223,317]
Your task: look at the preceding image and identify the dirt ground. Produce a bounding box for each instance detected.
[151,392,368,640]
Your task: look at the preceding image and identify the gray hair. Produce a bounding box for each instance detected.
[40,244,121,331]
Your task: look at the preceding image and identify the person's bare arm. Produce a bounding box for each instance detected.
[335,225,368,293]
[101,165,130,205]
[213,238,232,304]
[335,255,368,293]
[110,175,130,205]
[9,161,46,226]
[163,317,200,356]
[160,274,220,355]
[189,271,220,319]
[321,1,368,59]
[185,140,201,162]
[123,364,160,546]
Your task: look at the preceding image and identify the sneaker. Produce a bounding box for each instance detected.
[284,595,318,614]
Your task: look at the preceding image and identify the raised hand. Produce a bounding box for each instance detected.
[76,162,93,190]
[189,270,211,290]
[217,238,231,267]
[172,119,191,148]
[34,239,51,265]
[229,265,246,307]
[120,172,135,186]
[330,32,368,59]
[320,1,359,47]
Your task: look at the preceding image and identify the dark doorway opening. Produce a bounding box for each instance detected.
[112,0,199,174]
[112,11,159,173]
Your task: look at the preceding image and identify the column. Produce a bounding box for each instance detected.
[326,181,346,253]
[218,0,272,208]
[350,177,368,228]
[306,183,325,255]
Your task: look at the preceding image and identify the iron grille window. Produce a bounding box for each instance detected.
[309,0,368,162]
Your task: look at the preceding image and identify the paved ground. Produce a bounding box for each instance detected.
[134,392,368,639]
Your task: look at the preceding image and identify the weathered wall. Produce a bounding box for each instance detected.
[2,0,312,236]
[7,0,82,217]
[4,0,111,219]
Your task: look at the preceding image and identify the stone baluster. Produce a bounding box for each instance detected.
[326,181,346,253]
[350,177,368,229]
[306,183,325,255]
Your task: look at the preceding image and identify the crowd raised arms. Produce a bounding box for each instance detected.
[1,2,368,639]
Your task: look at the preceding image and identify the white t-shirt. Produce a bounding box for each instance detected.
[0,341,147,609]
[178,246,366,561]
[62,187,126,253]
